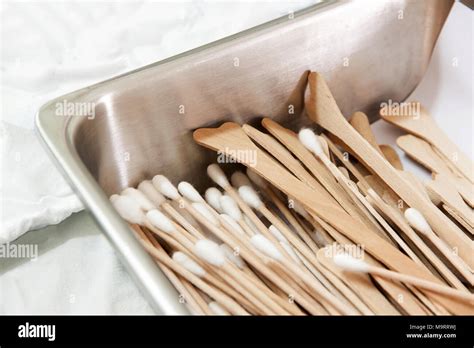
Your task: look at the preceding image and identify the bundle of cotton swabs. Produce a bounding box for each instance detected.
[110,127,473,315]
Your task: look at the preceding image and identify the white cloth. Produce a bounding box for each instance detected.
[0,122,84,243]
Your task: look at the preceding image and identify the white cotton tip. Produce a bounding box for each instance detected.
[298,128,323,157]
[243,215,259,235]
[205,187,223,213]
[246,168,267,188]
[152,175,180,200]
[250,234,283,261]
[109,194,120,203]
[404,208,431,234]
[138,180,166,207]
[122,187,155,211]
[178,181,204,203]
[269,225,288,244]
[219,195,242,221]
[220,243,245,269]
[208,301,230,315]
[172,252,206,277]
[207,164,229,188]
[146,209,176,234]
[191,202,220,226]
[280,242,301,265]
[231,171,252,188]
[238,185,262,209]
[333,254,370,273]
[220,214,245,235]
[111,195,145,225]
[289,197,310,219]
[193,239,226,267]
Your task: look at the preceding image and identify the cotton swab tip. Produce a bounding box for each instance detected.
[138,180,166,207]
[109,194,120,203]
[205,187,223,213]
[238,185,262,209]
[193,239,226,267]
[178,181,204,203]
[122,187,155,211]
[250,234,283,261]
[298,128,323,157]
[191,202,220,226]
[333,253,370,273]
[207,164,229,188]
[219,195,242,221]
[220,243,245,269]
[269,225,288,243]
[231,171,252,188]
[172,252,206,277]
[146,209,176,234]
[152,175,180,200]
[111,195,145,225]
[404,208,431,234]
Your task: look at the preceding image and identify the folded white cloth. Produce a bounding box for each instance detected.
[0,121,84,243]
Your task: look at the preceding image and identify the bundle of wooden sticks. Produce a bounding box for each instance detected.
[111,72,473,315]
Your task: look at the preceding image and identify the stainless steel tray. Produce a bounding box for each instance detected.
[36,0,452,314]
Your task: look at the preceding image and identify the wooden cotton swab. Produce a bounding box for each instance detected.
[207,164,289,249]
[404,208,474,286]
[120,188,275,314]
[133,225,249,315]
[316,139,468,289]
[176,189,331,315]
[146,205,287,315]
[306,72,473,269]
[153,176,304,314]
[142,229,208,314]
[333,254,474,306]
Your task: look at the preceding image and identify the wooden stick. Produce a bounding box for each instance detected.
[306,72,474,270]
[132,224,249,315]
[361,263,474,305]
[380,102,474,184]
[143,230,208,314]
[193,122,471,314]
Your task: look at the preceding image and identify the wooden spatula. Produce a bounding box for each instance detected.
[305,72,474,271]
[380,102,474,184]
[193,122,472,314]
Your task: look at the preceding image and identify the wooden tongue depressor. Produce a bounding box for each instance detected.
[397,135,474,208]
[425,174,474,232]
[193,123,472,314]
[380,102,474,184]
[316,248,399,315]
[244,122,364,221]
[349,111,385,157]
[397,134,454,176]
[380,145,404,171]
[305,72,474,271]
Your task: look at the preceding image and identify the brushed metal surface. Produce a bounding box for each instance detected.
[36,0,452,314]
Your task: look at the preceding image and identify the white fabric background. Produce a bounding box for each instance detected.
[0,1,471,314]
